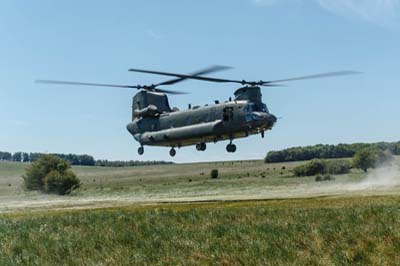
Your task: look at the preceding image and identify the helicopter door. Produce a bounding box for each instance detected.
[223,107,234,122]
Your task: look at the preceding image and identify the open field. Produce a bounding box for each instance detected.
[1,195,400,265]
[0,158,400,212]
[1,159,400,265]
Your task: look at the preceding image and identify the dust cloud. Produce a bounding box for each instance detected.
[350,159,400,191]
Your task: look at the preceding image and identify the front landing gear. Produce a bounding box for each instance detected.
[169,148,176,157]
[138,146,144,155]
[226,143,237,153]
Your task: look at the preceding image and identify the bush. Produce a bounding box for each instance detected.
[323,175,334,181]
[325,160,351,175]
[315,174,335,182]
[294,159,351,177]
[210,169,219,179]
[293,159,325,177]
[23,154,80,195]
[45,170,80,195]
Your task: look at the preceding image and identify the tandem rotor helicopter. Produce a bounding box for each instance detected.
[37,66,359,157]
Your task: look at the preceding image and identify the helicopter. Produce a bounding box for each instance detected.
[37,66,359,157]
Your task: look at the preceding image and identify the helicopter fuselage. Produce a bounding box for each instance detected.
[126,87,277,155]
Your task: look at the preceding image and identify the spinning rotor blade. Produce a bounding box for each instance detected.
[36,80,188,94]
[129,68,242,84]
[36,65,232,95]
[129,68,361,86]
[155,65,232,86]
[151,87,188,95]
[261,71,361,85]
[35,80,142,89]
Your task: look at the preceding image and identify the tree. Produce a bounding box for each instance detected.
[23,154,80,195]
[0,152,12,161]
[352,149,376,172]
[79,154,95,166]
[22,152,30,162]
[12,152,22,162]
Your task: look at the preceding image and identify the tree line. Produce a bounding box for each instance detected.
[0,151,173,167]
[265,141,400,163]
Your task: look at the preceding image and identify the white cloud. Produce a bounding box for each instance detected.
[253,0,400,27]
[317,0,400,27]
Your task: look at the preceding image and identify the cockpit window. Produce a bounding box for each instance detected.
[262,103,268,113]
[244,103,255,113]
[245,103,268,113]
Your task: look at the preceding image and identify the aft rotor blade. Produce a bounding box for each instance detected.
[36,80,142,89]
[129,68,243,84]
[155,65,232,86]
[262,71,361,85]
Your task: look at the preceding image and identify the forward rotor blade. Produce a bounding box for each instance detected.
[129,68,243,84]
[153,88,189,95]
[155,65,232,86]
[262,71,361,85]
[260,84,286,87]
[36,80,141,89]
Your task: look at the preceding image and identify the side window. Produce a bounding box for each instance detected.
[223,107,234,122]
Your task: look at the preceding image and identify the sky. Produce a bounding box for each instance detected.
[1,0,400,163]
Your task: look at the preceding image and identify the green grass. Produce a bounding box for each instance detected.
[1,159,400,265]
[0,160,308,200]
[1,158,394,213]
[1,195,399,265]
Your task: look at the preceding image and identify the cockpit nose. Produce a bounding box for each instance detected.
[270,114,277,124]
[251,112,277,127]
[251,112,267,121]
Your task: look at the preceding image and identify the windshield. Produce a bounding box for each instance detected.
[245,103,268,113]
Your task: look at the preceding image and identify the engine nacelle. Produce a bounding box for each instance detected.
[134,105,159,118]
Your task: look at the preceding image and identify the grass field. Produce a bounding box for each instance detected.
[0,159,399,265]
[0,158,382,211]
[1,196,399,265]
[0,159,316,212]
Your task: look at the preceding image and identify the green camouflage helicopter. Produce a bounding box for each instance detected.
[37,66,359,157]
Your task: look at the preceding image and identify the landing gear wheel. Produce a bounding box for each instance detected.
[231,144,236,152]
[200,142,206,151]
[138,146,144,155]
[196,142,207,151]
[226,144,237,153]
[169,148,176,157]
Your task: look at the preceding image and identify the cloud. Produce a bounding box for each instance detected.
[317,0,400,27]
[253,0,400,27]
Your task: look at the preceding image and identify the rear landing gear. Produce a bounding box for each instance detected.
[196,142,207,151]
[138,146,144,155]
[169,148,176,157]
[226,143,237,153]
